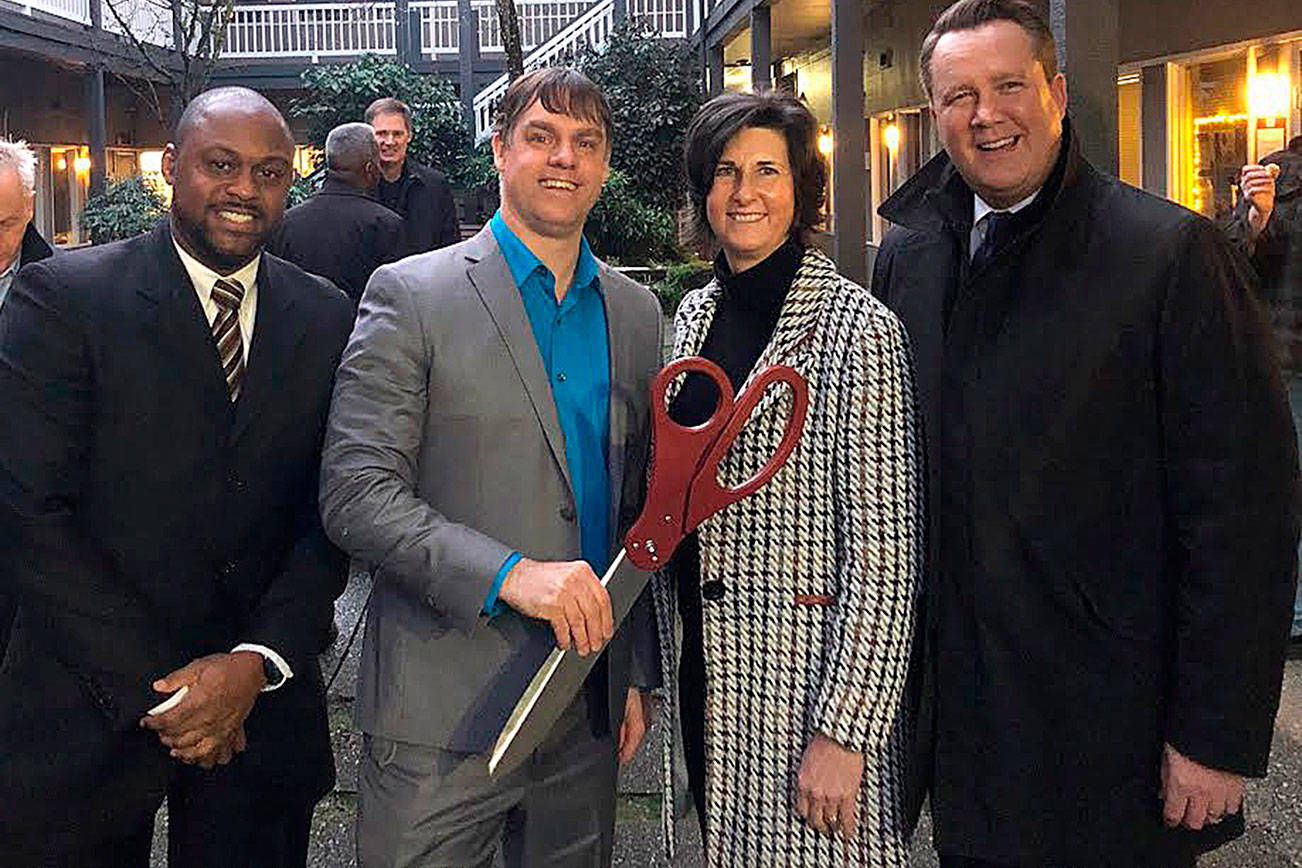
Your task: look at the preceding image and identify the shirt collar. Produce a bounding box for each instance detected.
[171,232,260,301]
[0,253,18,282]
[973,188,1040,227]
[490,210,600,299]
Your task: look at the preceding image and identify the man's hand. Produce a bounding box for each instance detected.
[795,733,864,841]
[139,652,266,768]
[617,687,655,765]
[497,558,613,656]
[1239,163,1279,242]
[1160,742,1245,830]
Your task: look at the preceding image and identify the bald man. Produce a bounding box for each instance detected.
[270,122,404,307]
[0,87,353,867]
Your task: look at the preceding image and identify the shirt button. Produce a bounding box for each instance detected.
[701,581,725,601]
[557,372,567,382]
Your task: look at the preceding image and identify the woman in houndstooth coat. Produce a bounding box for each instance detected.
[652,90,925,867]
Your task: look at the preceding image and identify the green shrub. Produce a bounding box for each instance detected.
[584,170,677,266]
[293,55,472,181]
[572,19,703,215]
[80,176,166,245]
[651,258,713,314]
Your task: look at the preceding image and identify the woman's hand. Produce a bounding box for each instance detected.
[795,733,864,840]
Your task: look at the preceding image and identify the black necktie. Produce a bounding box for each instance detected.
[971,210,1012,274]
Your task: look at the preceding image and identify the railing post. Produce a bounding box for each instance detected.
[613,0,626,26]
[395,0,411,63]
[86,0,106,198]
[459,0,477,133]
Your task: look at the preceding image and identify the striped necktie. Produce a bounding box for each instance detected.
[211,277,245,402]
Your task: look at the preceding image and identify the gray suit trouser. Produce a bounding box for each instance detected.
[357,693,618,868]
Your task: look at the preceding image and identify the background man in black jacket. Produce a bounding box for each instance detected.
[0,87,353,867]
[366,96,460,254]
[271,121,404,307]
[0,138,52,657]
[872,2,1298,866]
[1226,136,1302,655]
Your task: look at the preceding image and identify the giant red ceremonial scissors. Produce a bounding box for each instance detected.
[489,356,809,775]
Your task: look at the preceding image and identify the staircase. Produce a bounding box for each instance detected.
[471,0,688,142]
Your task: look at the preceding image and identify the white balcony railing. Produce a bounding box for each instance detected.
[411,0,459,55]
[102,0,174,48]
[630,0,685,38]
[224,2,398,60]
[21,0,90,25]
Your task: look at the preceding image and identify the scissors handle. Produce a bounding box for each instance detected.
[684,363,809,533]
[624,357,734,571]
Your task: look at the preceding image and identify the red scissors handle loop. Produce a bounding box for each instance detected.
[624,357,808,571]
[685,364,808,532]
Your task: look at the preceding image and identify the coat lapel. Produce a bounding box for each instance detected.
[232,255,306,444]
[463,227,574,499]
[600,265,636,536]
[137,222,232,418]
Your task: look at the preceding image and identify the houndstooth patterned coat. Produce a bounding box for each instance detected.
[651,246,924,867]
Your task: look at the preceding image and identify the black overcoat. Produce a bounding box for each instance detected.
[873,121,1299,865]
[376,158,459,255]
[0,221,354,857]
[269,178,404,306]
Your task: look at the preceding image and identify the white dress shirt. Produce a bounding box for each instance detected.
[970,189,1040,259]
[170,233,291,692]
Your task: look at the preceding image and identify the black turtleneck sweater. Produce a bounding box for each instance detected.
[667,236,802,827]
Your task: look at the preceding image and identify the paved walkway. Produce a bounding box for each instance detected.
[150,568,1302,866]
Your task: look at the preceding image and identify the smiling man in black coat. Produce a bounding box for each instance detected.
[0,87,353,867]
[872,2,1299,867]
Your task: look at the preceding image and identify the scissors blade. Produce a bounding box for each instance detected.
[488,549,631,776]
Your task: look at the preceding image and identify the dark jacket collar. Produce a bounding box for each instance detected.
[879,115,1087,235]
[318,177,378,200]
[19,222,52,266]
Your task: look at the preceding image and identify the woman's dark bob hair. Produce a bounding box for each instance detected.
[683,89,827,252]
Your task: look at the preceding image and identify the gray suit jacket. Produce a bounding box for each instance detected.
[320,225,663,752]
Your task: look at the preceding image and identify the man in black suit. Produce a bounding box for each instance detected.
[0,87,353,867]
[270,121,404,307]
[367,96,460,254]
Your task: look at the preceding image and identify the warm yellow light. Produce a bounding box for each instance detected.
[1248,73,1290,119]
[1194,113,1248,126]
[138,150,164,174]
[883,123,900,151]
[817,127,834,157]
[54,156,67,172]
[74,155,91,175]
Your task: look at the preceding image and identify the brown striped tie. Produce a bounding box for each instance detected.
[211,277,245,402]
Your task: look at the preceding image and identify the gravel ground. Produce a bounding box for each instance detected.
[149,569,1302,867]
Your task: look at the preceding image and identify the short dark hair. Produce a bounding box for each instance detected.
[919,0,1058,99]
[1289,135,1302,153]
[682,89,826,252]
[365,97,412,131]
[492,68,613,148]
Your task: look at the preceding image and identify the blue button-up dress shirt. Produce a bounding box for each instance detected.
[483,212,612,614]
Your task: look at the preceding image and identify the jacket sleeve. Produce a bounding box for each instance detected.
[319,264,514,633]
[0,262,180,730]
[1161,217,1300,777]
[812,300,925,754]
[241,291,351,673]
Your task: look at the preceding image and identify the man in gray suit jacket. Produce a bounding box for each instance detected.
[320,68,663,868]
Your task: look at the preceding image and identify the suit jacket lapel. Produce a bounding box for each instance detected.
[232,255,305,444]
[464,227,574,498]
[601,266,637,536]
[138,222,232,419]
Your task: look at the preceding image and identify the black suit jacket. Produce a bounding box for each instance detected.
[376,159,459,255]
[269,179,404,306]
[0,221,354,853]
